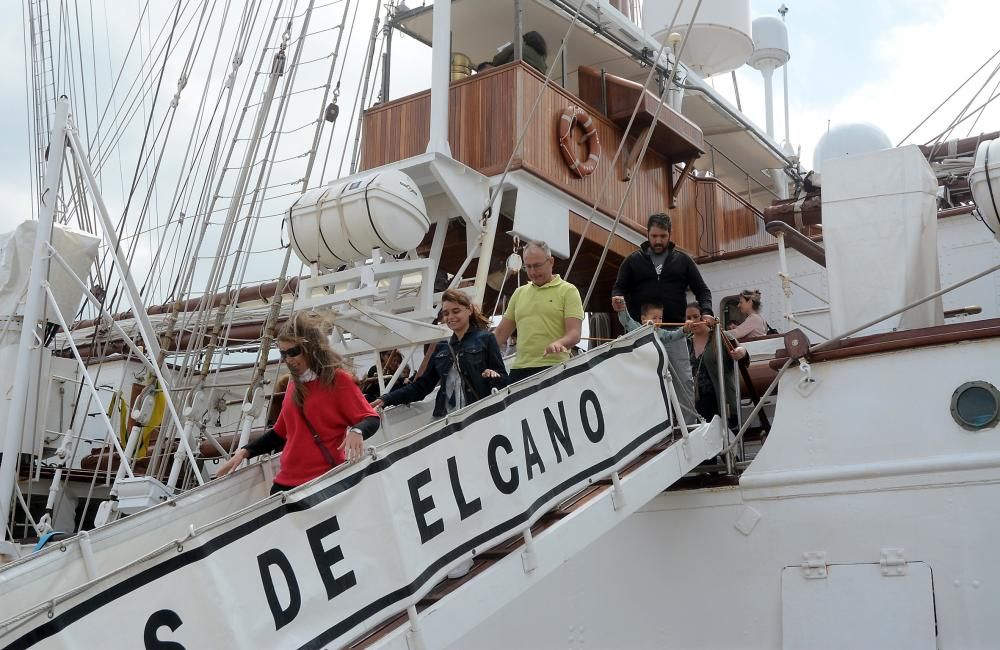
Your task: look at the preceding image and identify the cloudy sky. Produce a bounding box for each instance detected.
[2,0,999,247]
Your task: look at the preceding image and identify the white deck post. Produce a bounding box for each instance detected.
[426,0,452,157]
[0,97,70,538]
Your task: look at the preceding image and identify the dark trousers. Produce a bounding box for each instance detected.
[270,481,294,495]
[508,366,547,383]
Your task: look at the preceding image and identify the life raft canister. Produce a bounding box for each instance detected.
[557,105,602,178]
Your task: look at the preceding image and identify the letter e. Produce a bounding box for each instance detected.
[408,468,444,543]
[306,515,358,601]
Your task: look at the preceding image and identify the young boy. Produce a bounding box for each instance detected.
[617,301,687,345]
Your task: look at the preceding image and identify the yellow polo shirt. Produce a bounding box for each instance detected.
[504,275,584,368]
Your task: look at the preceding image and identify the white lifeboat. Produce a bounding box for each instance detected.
[286,169,430,269]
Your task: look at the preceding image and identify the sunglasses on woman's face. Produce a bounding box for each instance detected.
[279,345,303,359]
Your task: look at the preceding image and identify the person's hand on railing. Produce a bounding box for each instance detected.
[728,346,747,361]
[215,448,249,478]
[340,428,365,463]
[482,369,501,379]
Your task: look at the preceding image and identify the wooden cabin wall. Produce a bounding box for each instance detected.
[515,68,672,235]
[360,62,776,262]
[670,178,775,258]
[361,65,519,175]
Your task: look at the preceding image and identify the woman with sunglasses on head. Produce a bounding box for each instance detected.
[727,289,768,339]
[373,289,508,417]
[216,312,379,494]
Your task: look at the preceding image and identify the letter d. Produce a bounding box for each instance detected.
[257,548,301,631]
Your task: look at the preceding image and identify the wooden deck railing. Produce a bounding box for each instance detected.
[671,178,777,258]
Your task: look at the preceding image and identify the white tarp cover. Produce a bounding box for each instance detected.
[1,330,674,650]
[0,221,100,322]
[822,145,943,336]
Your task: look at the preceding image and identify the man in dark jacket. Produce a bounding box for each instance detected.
[611,213,715,425]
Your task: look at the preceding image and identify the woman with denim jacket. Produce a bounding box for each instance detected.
[373,289,508,417]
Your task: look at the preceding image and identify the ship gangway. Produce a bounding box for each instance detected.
[0,329,723,649]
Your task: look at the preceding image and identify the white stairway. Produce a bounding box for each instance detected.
[0,330,723,650]
[349,417,724,649]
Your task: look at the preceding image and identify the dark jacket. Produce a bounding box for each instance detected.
[492,42,547,75]
[380,328,508,417]
[688,334,748,422]
[612,242,713,323]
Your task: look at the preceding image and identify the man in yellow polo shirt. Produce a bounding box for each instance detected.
[494,241,584,382]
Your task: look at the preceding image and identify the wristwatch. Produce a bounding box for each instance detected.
[348,427,363,437]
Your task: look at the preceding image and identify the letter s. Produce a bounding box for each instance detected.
[143,609,186,650]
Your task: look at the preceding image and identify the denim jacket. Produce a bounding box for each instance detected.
[380,328,508,417]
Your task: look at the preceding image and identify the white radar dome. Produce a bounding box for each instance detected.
[642,0,752,77]
[286,169,430,269]
[813,123,892,174]
[748,16,789,71]
[969,139,1000,243]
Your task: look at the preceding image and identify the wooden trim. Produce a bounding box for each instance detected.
[768,318,1000,369]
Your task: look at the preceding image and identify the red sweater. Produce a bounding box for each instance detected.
[273,369,377,487]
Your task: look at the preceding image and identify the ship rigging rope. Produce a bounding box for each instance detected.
[925,57,1000,160]
[140,0,262,301]
[898,45,1000,146]
[47,3,202,454]
[480,0,590,228]
[317,0,360,181]
[574,1,704,312]
[112,0,222,294]
[338,0,382,176]
[165,1,287,309]
[96,0,190,310]
[348,19,387,173]
[170,4,305,394]
[964,73,1000,138]
[564,0,689,280]
[166,2,282,310]
[203,5,319,388]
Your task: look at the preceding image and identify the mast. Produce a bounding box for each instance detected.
[425,0,452,157]
[0,97,69,539]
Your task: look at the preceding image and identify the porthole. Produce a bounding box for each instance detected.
[950,381,1000,431]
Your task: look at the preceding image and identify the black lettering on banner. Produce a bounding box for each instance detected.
[544,401,574,462]
[257,548,302,631]
[306,514,358,600]
[447,455,482,520]
[487,434,519,494]
[521,419,546,480]
[580,389,605,443]
[408,468,444,543]
[143,609,186,650]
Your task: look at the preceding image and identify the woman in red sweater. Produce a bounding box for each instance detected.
[217,312,379,493]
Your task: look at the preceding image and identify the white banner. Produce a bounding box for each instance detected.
[3,331,674,650]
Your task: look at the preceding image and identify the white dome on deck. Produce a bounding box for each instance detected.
[642,0,753,77]
[748,16,789,71]
[813,123,893,174]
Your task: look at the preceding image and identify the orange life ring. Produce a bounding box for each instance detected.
[557,106,601,178]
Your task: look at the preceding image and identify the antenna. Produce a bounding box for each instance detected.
[778,4,793,152]
[748,15,789,139]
